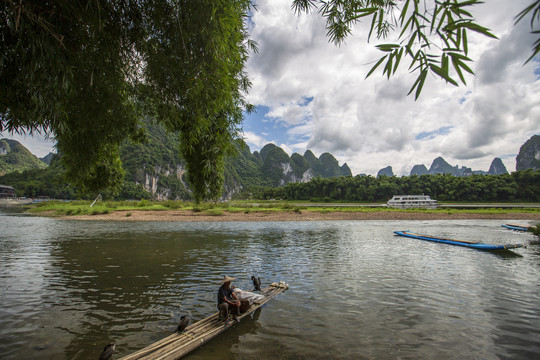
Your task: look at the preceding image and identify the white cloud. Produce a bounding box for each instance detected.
[241,131,268,148]
[246,0,540,176]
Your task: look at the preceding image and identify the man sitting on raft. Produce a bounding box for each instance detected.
[218,275,241,324]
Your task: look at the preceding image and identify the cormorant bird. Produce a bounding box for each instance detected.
[98,343,115,360]
[251,275,261,291]
[177,315,190,333]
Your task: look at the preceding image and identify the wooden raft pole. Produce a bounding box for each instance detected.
[119,282,289,360]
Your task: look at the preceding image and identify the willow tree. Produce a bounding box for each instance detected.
[0,0,255,202]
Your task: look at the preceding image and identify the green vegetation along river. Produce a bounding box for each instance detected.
[1,208,539,359]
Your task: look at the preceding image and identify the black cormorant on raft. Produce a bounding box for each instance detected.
[99,343,115,360]
[251,275,262,291]
[118,282,289,360]
[176,315,190,333]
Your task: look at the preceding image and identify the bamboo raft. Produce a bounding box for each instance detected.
[118,282,289,360]
[394,231,526,250]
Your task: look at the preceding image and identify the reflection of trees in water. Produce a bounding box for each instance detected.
[52,231,205,359]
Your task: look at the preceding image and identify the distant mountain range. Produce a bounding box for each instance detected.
[1,132,539,200]
[377,156,509,177]
[376,136,540,177]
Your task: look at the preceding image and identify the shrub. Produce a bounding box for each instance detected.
[164,200,184,209]
[105,201,118,209]
[137,199,149,207]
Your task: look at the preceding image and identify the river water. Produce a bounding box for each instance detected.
[1,208,539,359]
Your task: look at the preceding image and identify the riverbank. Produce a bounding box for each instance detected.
[62,209,540,222]
[23,200,540,223]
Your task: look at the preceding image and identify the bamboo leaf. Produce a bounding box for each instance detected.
[429,64,458,86]
[348,8,379,25]
[376,43,400,52]
[437,29,451,49]
[514,1,539,25]
[414,69,428,100]
[384,54,394,79]
[455,1,482,7]
[442,54,449,75]
[406,30,417,49]
[365,55,388,78]
[451,57,467,84]
[524,31,540,64]
[399,14,414,39]
[446,21,498,39]
[455,26,462,48]
[455,59,474,74]
[399,0,411,24]
[408,49,422,70]
[431,4,439,34]
[368,11,377,41]
[393,48,404,74]
[463,29,468,55]
[447,52,471,61]
[407,71,423,96]
[436,9,448,33]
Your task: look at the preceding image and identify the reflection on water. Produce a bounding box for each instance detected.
[1,210,539,359]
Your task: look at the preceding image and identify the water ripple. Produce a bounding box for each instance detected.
[1,215,539,359]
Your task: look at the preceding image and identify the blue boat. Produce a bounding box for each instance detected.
[501,224,529,232]
[393,231,526,250]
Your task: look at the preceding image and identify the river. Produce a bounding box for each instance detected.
[0,208,539,359]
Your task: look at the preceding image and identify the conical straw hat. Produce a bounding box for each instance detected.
[220,275,236,283]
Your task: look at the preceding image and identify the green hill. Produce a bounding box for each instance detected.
[0,122,352,200]
[516,135,540,171]
[0,138,47,176]
[117,120,352,200]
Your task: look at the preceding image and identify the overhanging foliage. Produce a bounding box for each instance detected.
[0,0,255,202]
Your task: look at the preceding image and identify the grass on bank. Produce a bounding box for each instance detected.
[26,200,540,217]
[27,200,185,216]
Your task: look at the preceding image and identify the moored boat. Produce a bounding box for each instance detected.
[387,195,437,209]
[501,224,529,232]
[394,231,525,250]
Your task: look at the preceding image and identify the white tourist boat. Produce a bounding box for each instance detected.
[387,194,438,209]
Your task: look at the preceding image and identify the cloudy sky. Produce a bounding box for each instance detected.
[4,0,539,176]
[241,0,540,175]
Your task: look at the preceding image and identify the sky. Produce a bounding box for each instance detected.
[241,0,540,175]
[3,0,539,176]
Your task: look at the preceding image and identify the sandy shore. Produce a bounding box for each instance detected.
[63,209,540,222]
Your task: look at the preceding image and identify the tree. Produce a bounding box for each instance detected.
[2,1,537,201]
[1,0,255,202]
[293,0,539,99]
